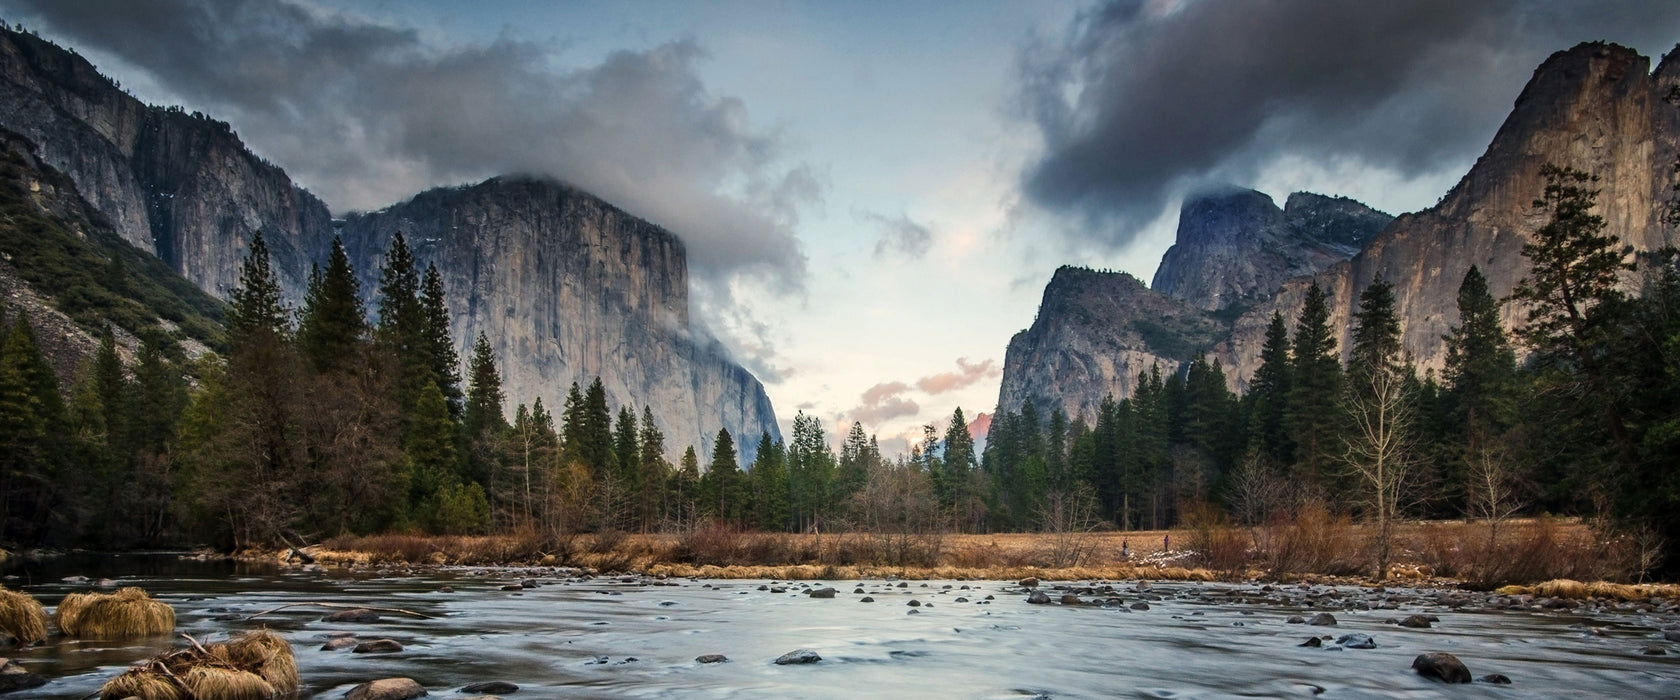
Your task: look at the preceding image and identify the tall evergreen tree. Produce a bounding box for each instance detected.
[1349,278,1403,388]
[1287,282,1343,490]
[1246,312,1294,464]
[420,263,463,414]
[750,432,790,530]
[296,237,366,373]
[703,428,743,524]
[1442,265,1518,515]
[0,316,63,543]
[636,405,667,530]
[462,332,506,487]
[578,377,615,474]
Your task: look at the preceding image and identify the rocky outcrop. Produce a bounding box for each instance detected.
[1152,188,1389,311]
[996,267,1223,424]
[1214,42,1680,386]
[0,28,333,297]
[1003,42,1680,416]
[0,27,780,453]
[337,176,780,456]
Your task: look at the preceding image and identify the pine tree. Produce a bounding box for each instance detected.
[1287,282,1343,491]
[296,236,367,373]
[704,428,742,524]
[751,432,790,530]
[407,379,461,523]
[1349,277,1403,389]
[462,332,506,488]
[1246,312,1293,464]
[1443,265,1518,516]
[375,232,426,408]
[226,233,291,344]
[636,405,668,530]
[578,378,614,474]
[420,263,463,415]
[0,316,63,542]
[560,381,585,466]
[672,446,701,526]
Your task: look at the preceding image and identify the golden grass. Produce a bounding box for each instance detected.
[56,587,176,639]
[0,585,47,645]
[1494,579,1680,601]
[99,629,297,700]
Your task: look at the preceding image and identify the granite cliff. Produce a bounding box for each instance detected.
[337,176,780,457]
[1001,41,1680,418]
[1152,188,1390,311]
[0,27,780,453]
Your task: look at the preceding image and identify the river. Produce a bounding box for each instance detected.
[2,554,1677,698]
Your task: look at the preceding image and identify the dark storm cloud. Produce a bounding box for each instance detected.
[8,0,812,297]
[1018,0,1680,246]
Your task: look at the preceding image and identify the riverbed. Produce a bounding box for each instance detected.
[2,554,1678,698]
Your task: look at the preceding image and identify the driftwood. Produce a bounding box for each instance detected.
[244,602,436,620]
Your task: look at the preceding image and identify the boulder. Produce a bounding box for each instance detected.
[1019,578,1040,588]
[353,639,404,653]
[1298,637,1322,648]
[345,678,427,700]
[1412,652,1471,683]
[1286,615,1305,624]
[807,588,836,599]
[907,600,922,607]
[774,649,821,665]
[1398,615,1433,628]
[1026,591,1051,605]
[460,681,519,693]
[0,658,47,693]
[1479,674,1512,684]
[321,637,360,651]
[1307,613,1337,626]
[1336,634,1376,649]
[859,597,874,603]
[695,654,728,664]
[1130,602,1150,611]
[323,609,381,623]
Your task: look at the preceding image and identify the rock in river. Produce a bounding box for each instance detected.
[1336,634,1375,649]
[808,588,836,599]
[0,658,47,693]
[775,649,822,665]
[346,678,427,700]
[695,654,729,664]
[354,639,405,654]
[1398,615,1433,628]
[1307,613,1337,626]
[324,608,382,623]
[321,637,360,651]
[1027,591,1051,605]
[1412,652,1472,683]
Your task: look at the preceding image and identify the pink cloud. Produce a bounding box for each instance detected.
[915,358,999,395]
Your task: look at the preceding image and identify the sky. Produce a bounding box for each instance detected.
[6,0,1680,455]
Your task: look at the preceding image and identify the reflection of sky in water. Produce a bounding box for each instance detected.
[4,556,1678,698]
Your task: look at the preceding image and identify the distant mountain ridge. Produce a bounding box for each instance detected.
[1000,41,1680,422]
[0,26,779,454]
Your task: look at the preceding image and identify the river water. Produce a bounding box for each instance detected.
[2,554,1678,698]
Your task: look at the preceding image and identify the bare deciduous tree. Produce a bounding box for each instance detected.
[1037,485,1103,568]
[1341,366,1418,579]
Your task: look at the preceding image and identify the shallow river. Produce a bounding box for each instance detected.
[3,554,1678,698]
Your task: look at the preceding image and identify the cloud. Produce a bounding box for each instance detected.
[862,211,934,260]
[847,381,920,427]
[1016,0,1680,247]
[915,357,999,395]
[13,0,814,299]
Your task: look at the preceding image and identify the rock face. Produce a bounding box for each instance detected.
[0,28,333,297]
[0,28,780,453]
[996,266,1224,424]
[1153,188,1390,311]
[1001,42,1680,415]
[337,177,781,455]
[1215,42,1680,385]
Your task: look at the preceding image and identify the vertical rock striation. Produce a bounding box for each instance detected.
[337,176,780,457]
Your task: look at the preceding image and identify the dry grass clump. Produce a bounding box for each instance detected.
[56,587,175,639]
[99,630,297,700]
[1414,517,1633,589]
[1494,579,1680,601]
[0,586,47,646]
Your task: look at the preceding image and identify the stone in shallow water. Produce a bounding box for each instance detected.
[860,597,874,603]
[0,659,47,693]
[1299,637,1322,648]
[1478,674,1511,684]
[1307,613,1337,626]
[695,654,728,664]
[321,637,359,651]
[1026,591,1051,605]
[808,588,836,599]
[461,681,519,693]
[775,649,822,665]
[1398,614,1432,628]
[1412,652,1471,683]
[345,678,426,700]
[1336,634,1375,649]
[323,608,381,623]
[353,639,404,653]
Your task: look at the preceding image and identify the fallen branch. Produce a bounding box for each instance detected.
[244,601,436,620]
